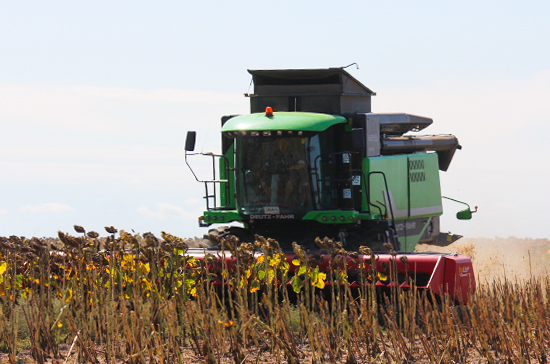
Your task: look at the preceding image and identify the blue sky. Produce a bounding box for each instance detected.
[1,1,549,239]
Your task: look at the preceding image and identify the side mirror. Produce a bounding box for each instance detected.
[456,208,472,220]
[352,128,365,149]
[185,131,196,151]
[443,197,477,221]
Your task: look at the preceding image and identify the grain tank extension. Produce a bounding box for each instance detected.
[184,68,477,303]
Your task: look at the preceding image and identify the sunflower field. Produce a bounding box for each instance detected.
[1,228,549,363]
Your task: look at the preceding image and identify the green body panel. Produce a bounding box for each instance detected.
[395,216,434,252]
[303,210,359,224]
[219,143,236,208]
[202,210,242,225]
[363,154,409,217]
[303,211,382,224]
[407,153,442,218]
[221,112,347,132]
[363,152,443,251]
[398,233,421,252]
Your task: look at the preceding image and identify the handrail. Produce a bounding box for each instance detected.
[184,151,231,211]
[367,171,395,224]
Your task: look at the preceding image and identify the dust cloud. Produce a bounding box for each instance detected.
[415,237,550,283]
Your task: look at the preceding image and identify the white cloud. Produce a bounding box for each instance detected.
[0,82,246,184]
[78,85,244,104]
[20,203,75,213]
[184,198,201,206]
[0,83,247,134]
[0,208,8,215]
[137,203,199,220]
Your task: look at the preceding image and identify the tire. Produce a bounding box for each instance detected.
[198,226,249,249]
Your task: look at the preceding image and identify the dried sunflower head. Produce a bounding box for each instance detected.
[143,233,159,248]
[267,238,281,252]
[105,226,118,234]
[292,242,307,261]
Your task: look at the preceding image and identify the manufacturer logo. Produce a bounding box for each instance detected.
[250,214,295,220]
[264,206,280,214]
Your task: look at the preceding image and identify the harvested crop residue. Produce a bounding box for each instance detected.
[415,236,550,282]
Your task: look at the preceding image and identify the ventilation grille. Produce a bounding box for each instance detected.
[409,159,425,170]
[410,172,426,183]
[409,159,426,183]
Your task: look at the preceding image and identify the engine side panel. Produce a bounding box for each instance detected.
[363,152,443,251]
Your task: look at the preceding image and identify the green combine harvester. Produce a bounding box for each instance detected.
[185,67,475,252]
[184,68,477,303]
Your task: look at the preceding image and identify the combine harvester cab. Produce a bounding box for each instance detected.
[184,67,476,303]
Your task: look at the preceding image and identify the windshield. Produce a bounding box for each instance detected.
[237,137,313,215]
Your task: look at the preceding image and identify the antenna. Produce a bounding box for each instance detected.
[342,63,359,70]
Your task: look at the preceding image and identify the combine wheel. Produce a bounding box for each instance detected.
[199,226,249,249]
